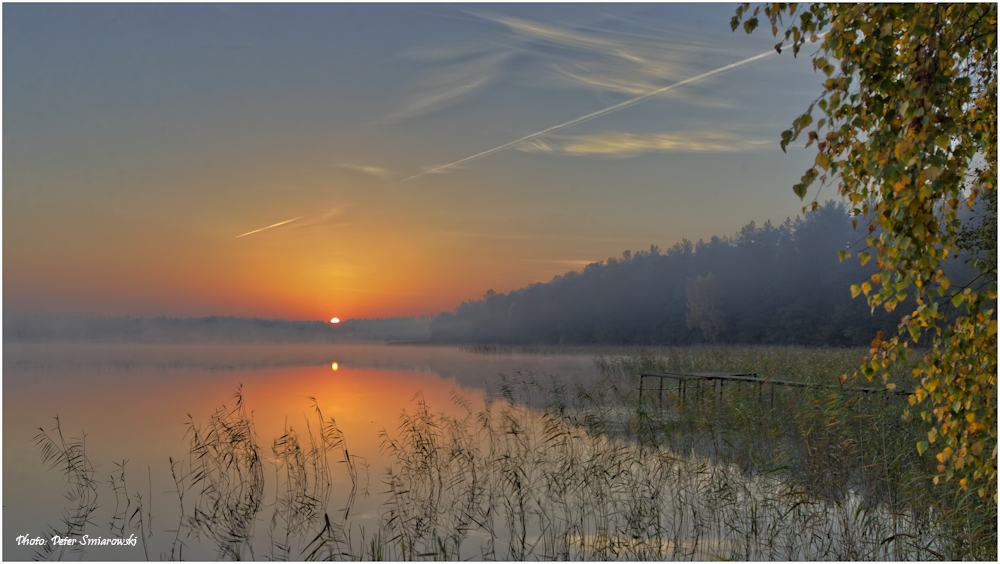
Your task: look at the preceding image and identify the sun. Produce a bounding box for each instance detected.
[330,317,340,324]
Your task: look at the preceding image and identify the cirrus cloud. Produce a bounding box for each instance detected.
[517,129,772,157]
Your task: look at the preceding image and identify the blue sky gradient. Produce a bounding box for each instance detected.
[4,3,827,320]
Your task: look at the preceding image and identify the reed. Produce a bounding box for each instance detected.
[33,416,101,560]
[375,388,955,559]
[30,346,996,560]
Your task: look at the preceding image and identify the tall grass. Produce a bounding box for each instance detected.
[33,416,101,560]
[180,387,265,560]
[375,382,955,560]
[30,346,997,560]
[588,346,996,559]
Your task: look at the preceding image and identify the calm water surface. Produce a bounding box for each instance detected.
[3,343,599,560]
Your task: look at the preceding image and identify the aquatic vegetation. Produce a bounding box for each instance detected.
[33,417,102,560]
[31,346,996,560]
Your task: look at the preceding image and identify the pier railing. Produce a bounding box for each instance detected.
[638,371,910,409]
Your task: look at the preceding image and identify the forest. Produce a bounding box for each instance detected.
[431,201,979,346]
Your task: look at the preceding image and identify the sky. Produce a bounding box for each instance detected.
[4,3,826,321]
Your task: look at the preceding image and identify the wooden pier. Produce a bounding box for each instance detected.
[638,371,910,408]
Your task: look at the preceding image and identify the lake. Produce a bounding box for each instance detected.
[3,343,600,560]
[4,343,950,561]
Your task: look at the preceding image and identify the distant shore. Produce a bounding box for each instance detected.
[2,314,433,344]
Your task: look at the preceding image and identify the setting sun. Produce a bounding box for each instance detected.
[330,317,340,324]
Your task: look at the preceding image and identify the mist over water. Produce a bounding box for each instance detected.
[2,343,599,560]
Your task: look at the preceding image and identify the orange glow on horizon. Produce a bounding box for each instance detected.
[3,192,601,320]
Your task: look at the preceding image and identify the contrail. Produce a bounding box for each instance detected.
[402,45,784,182]
[235,215,306,238]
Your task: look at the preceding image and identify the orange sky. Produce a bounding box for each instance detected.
[3,4,820,321]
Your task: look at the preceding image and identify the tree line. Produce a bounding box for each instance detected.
[431,201,979,346]
[3,315,433,343]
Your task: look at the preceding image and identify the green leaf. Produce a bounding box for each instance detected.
[917,441,928,455]
[780,130,793,152]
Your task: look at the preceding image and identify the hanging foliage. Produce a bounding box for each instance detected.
[732,3,998,497]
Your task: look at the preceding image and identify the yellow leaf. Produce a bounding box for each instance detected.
[738,2,998,493]
[816,153,830,169]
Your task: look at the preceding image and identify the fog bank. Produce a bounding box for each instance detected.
[3,315,433,344]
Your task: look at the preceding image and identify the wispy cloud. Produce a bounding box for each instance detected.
[487,14,720,96]
[381,50,509,123]
[517,130,771,156]
[335,164,393,180]
[382,11,722,124]
[235,216,306,239]
[403,45,779,180]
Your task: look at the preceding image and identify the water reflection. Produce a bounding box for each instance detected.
[4,344,936,560]
[2,343,598,560]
